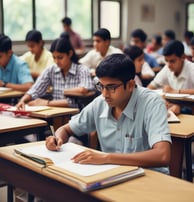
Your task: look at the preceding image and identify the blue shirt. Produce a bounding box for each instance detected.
[27,63,94,107]
[69,86,171,173]
[144,53,159,68]
[0,54,33,84]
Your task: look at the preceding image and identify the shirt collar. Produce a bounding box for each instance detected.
[4,54,14,71]
[54,62,76,75]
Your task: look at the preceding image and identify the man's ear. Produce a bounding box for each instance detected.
[7,50,13,57]
[126,80,135,91]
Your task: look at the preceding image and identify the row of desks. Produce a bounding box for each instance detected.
[0,90,194,201]
[0,113,194,181]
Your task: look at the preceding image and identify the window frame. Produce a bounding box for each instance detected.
[98,0,122,39]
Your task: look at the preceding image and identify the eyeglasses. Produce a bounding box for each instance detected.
[95,82,123,93]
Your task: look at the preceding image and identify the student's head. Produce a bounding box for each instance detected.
[151,34,162,51]
[96,54,135,107]
[190,37,194,57]
[162,30,176,46]
[130,29,147,49]
[123,45,144,73]
[50,37,78,69]
[163,40,185,75]
[25,30,43,55]
[184,31,194,45]
[61,17,72,32]
[0,34,12,67]
[93,28,111,55]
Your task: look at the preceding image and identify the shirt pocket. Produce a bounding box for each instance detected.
[125,136,144,153]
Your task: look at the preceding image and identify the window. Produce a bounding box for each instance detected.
[3,0,32,41]
[36,0,65,40]
[187,3,194,32]
[67,0,92,39]
[99,0,121,38]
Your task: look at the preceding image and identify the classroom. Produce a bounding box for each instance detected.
[0,0,194,201]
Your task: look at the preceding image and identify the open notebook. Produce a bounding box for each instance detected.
[0,103,51,116]
[7,105,51,112]
[14,143,144,192]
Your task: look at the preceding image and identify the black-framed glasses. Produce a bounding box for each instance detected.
[95,82,123,93]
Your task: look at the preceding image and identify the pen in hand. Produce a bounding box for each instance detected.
[53,134,60,150]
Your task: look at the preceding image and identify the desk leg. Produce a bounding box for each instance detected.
[170,137,184,178]
[185,138,193,182]
[7,184,14,202]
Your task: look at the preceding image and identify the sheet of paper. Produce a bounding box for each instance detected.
[18,143,118,176]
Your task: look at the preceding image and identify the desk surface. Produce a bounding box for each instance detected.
[0,142,194,202]
[0,90,24,98]
[30,107,79,119]
[0,114,47,133]
[169,114,194,138]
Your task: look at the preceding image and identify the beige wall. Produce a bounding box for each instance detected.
[122,0,186,45]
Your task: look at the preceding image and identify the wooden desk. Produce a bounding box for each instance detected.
[30,107,79,131]
[0,90,24,99]
[0,114,47,146]
[0,142,194,202]
[169,114,194,182]
[165,94,194,114]
[0,90,25,106]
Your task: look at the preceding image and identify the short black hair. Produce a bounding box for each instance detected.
[153,34,162,45]
[190,37,194,46]
[131,29,147,42]
[123,45,143,61]
[61,17,72,26]
[184,30,194,39]
[0,34,12,52]
[25,30,42,43]
[163,40,184,57]
[93,28,111,40]
[164,30,176,40]
[96,54,135,85]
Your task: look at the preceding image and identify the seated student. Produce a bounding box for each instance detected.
[145,34,164,66]
[79,28,122,76]
[61,17,85,56]
[46,54,171,174]
[0,34,33,91]
[16,37,94,109]
[123,45,155,86]
[148,40,194,114]
[158,30,176,57]
[20,30,54,80]
[130,29,161,73]
[190,36,194,62]
[182,30,194,60]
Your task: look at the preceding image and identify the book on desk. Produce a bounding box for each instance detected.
[167,110,180,123]
[14,142,144,192]
[0,103,51,116]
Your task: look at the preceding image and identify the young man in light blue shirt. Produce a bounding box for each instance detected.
[46,54,171,174]
[0,34,33,91]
